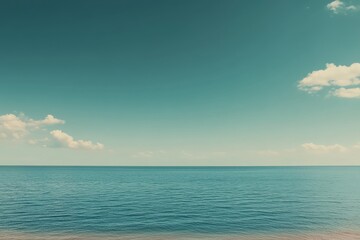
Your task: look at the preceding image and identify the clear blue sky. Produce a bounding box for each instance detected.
[1,0,360,165]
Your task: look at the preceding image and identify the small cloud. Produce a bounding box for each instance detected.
[326,0,358,13]
[50,130,104,151]
[132,150,166,159]
[0,114,27,140]
[298,63,360,98]
[346,5,357,10]
[308,86,323,92]
[327,0,344,13]
[29,114,65,127]
[302,143,347,153]
[332,87,360,98]
[254,148,297,158]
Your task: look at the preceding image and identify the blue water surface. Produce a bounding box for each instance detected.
[0,166,359,235]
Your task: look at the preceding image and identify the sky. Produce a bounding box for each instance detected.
[1,0,360,166]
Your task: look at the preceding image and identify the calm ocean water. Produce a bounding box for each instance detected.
[0,166,360,239]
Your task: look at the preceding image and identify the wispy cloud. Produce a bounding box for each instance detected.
[50,130,104,151]
[302,142,347,153]
[326,0,358,13]
[131,150,167,159]
[260,143,355,156]
[0,113,104,151]
[257,143,360,157]
[29,114,65,128]
[298,63,360,98]
[130,150,229,161]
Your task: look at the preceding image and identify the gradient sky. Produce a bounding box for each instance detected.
[1,0,360,166]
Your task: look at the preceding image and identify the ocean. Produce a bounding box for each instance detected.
[0,166,360,239]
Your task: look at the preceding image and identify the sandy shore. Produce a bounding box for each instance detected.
[1,231,360,240]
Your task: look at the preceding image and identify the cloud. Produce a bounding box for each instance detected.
[327,0,344,12]
[332,87,360,98]
[0,114,27,139]
[50,130,104,150]
[327,0,358,13]
[298,63,360,98]
[346,5,357,10]
[132,150,166,159]
[302,143,347,153]
[0,114,65,140]
[1,113,103,151]
[29,114,65,127]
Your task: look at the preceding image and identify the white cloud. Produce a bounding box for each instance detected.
[327,0,358,13]
[298,63,360,98]
[50,130,104,151]
[0,114,27,139]
[327,0,344,12]
[332,87,360,98]
[346,5,357,10]
[302,143,347,153]
[132,150,166,159]
[1,113,103,151]
[29,114,65,127]
[0,113,65,140]
[254,148,297,158]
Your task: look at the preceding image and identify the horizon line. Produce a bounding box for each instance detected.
[0,165,359,167]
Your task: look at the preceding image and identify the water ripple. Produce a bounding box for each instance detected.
[0,166,360,236]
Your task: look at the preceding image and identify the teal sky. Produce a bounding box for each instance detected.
[1,0,360,166]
